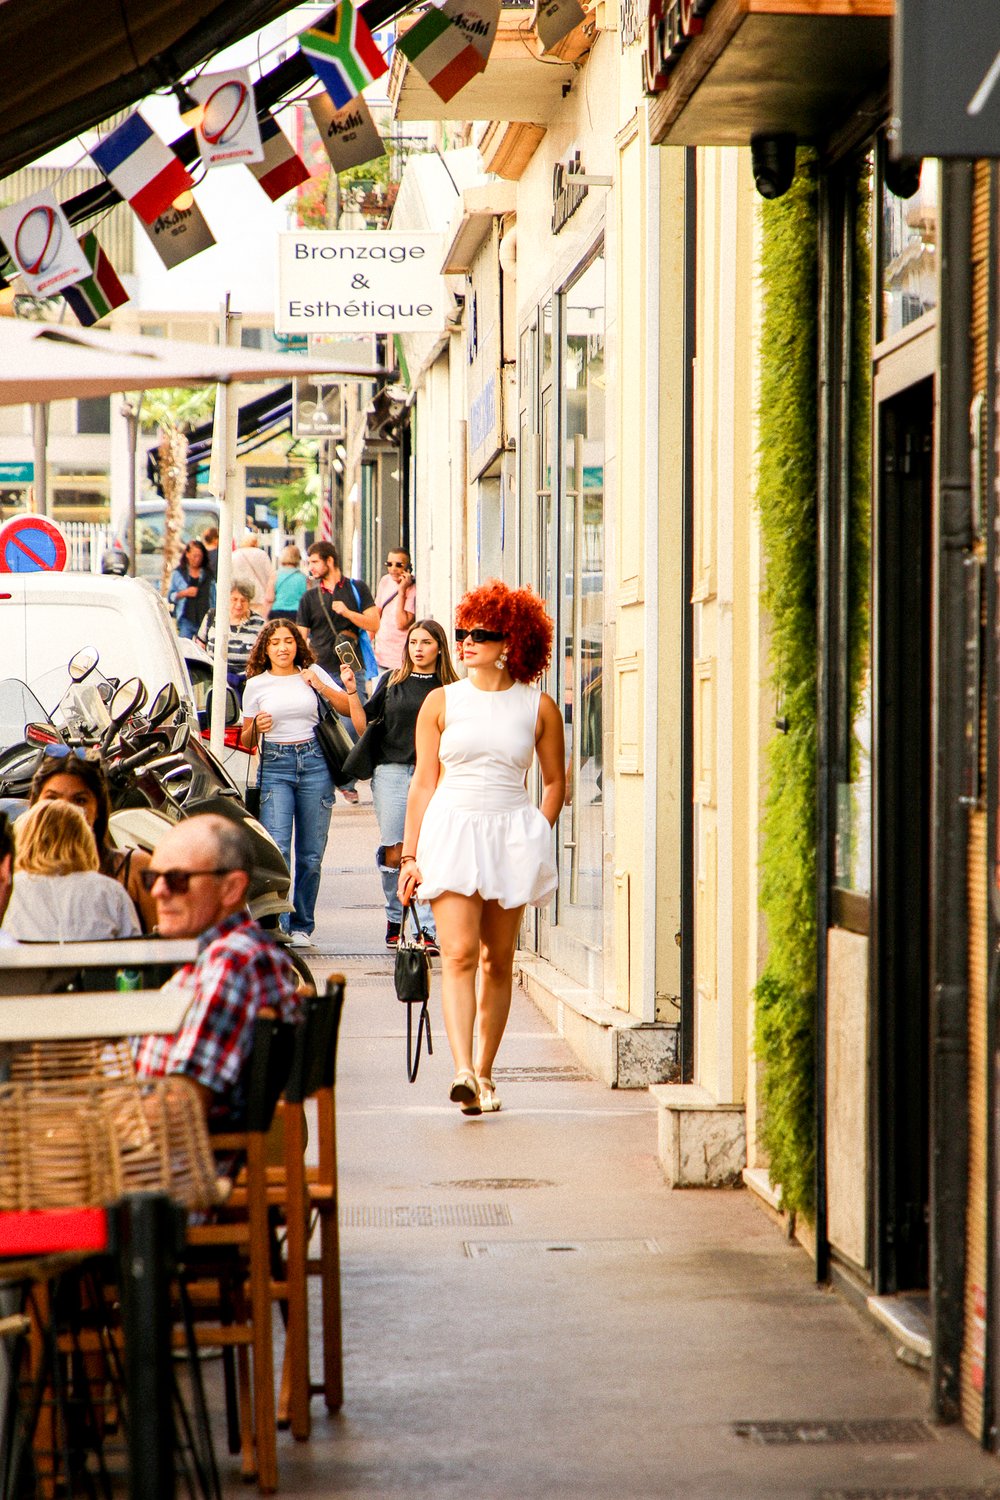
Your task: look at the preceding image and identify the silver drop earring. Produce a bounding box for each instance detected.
[497,651,508,669]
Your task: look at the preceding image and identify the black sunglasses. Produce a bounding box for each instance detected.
[139,867,235,895]
[386,559,408,568]
[455,628,505,644]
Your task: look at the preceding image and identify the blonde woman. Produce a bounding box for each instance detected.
[2,801,141,942]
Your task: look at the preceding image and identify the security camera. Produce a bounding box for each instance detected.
[884,154,922,200]
[750,134,797,200]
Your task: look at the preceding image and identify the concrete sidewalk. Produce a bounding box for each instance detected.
[219,798,1000,1498]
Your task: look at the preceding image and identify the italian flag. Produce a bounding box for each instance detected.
[399,3,484,103]
[300,2,388,110]
[62,232,128,327]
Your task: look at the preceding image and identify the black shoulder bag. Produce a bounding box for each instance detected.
[311,687,355,786]
[341,681,387,782]
[394,905,433,1082]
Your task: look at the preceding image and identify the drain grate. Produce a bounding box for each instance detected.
[464,1237,660,1259]
[435,1178,555,1190]
[341,1203,512,1228]
[491,1065,591,1082]
[818,1492,1000,1500]
[735,1419,936,1446]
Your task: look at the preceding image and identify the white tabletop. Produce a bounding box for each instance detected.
[0,939,197,995]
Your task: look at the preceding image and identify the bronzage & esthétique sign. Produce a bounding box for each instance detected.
[275,231,446,335]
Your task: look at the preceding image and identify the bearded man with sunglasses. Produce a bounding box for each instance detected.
[132,814,300,1120]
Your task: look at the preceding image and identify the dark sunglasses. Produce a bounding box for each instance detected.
[386,559,408,568]
[455,628,505,644]
[139,867,234,895]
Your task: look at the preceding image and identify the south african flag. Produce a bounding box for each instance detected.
[299,3,388,110]
[62,232,128,327]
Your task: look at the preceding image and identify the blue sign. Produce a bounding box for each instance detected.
[0,515,68,573]
[0,463,33,483]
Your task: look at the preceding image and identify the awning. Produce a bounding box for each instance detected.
[146,384,293,490]
[647,0,892,149]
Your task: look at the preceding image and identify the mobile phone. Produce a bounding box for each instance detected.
[335,638,363,675]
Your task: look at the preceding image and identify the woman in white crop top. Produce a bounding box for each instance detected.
[399,582,565,1115]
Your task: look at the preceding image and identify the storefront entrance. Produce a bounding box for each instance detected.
[872,374,933,1292]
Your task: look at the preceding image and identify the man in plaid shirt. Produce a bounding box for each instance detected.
[133,814,300,1120]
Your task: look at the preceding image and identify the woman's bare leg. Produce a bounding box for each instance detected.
[430,891,483,1075]
[475,901,526,1080]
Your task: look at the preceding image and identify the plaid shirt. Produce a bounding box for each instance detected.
[133,912,301,1102]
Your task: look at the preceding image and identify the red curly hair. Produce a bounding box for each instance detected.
[455,580,553,684]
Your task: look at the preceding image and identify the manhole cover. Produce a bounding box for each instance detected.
[819,1492,1000,1499]
[341,1204,512,1228]
[492,1066,591,1082]
[464,1238,661,1259]
[735,1419,936,1446]
[434,1179,555,1190]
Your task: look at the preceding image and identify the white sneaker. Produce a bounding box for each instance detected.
[286,931,313,949]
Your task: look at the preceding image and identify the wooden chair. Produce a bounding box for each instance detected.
[181,1008,298,1494]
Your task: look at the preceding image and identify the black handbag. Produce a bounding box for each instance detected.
[311,689,355,786]
[245,724,262,816]
[394,905,433,1082]
[341,712,384,782]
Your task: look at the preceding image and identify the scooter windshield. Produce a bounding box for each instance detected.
[0,679,49,752]
[29,664,112,741]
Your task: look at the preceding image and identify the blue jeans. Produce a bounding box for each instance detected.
[371,761,435,934]
[259,739,334,936]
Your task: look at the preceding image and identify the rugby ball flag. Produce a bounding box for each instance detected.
[62,232,129,326]
[0,189,90,297]
[299,2,388,109]
[191,68,263,167]
[398,1,484,103]
[90,112,194,224]
[248,113,311,201]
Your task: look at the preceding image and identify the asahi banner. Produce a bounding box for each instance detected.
[276,231,446,334]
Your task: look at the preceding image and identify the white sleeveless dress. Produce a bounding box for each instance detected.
[416,678,557,909]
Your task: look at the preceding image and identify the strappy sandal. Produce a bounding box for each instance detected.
[449,1070,480,1114]
[476,1076,502,1113]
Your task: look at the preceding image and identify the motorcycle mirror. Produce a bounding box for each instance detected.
[148,683,181,727]
[68,647,100,683]
[205,687,242,728]
[171,723,191,753]
[24,721,62,745]
[109,677,146,724]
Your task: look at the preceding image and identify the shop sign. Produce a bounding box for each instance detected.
[552,149,589,234]
[895,1,1000,156]
[0,463,33,483]
[466,222,503,478]
[645,0,715,94]
[276,231,446,335]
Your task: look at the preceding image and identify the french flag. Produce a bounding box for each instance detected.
[248,113,310,201]
[90,113,193,224]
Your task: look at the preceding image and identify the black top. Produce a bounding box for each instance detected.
[365,671,439,765]
[297,577,375,672]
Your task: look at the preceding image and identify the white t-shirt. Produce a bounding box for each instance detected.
[242,667,338,743]
[2,870,141,942]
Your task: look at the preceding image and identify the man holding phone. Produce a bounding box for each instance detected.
[298,541,380,802]
[373,547,416,672]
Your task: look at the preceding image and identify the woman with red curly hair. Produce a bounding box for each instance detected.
[398,581,565,1114]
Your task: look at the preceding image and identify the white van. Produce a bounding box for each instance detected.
[0,572,195,709]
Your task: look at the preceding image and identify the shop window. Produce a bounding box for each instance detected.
[879,157,937,343]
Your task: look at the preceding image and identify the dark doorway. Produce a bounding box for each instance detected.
[872,375,934,1292]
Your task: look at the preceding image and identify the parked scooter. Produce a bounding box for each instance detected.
[0,649,301,948]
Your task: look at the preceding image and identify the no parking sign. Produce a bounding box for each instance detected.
[0,515,68,572]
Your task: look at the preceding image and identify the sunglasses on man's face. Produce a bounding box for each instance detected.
[139,867,233,895]
[386,559,408,569]
[455,629,505,644]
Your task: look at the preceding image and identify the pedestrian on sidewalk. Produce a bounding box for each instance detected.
[297,540,380,805]
[271,543,308,622]
[372,547,416,672]
[341,618,459,953]
[398,582,565,1115]
[168,538,216,640]
[231,532,276,618]
[240,619,352,947]
[195,580,266,702]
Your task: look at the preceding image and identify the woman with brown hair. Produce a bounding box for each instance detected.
[399,582,565,1115]
[2,800,140,941]
[29,748,157,930]
[240,618,350,947]
[341,618,458,951]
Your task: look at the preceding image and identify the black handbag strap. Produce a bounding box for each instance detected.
[399,902,424,947]
[406,998,433,1083]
